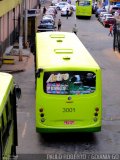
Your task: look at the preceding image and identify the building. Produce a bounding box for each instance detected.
[0,0,39,65]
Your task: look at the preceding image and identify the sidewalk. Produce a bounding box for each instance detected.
[0,0,51,74]
[0,48,31,74]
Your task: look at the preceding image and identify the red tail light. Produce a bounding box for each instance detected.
[39,108,44,112]
[95,107,99,112]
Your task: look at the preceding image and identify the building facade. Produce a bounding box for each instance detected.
[0,0,38,65]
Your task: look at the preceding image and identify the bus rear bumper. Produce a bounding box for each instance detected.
[36,127,101,133]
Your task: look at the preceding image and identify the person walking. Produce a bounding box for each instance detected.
[66,8,69,19]
[43,6,46,15]
[72,24,78,35]
[57,19,62,31]
[38,0,41,9]
[108,25,113,36]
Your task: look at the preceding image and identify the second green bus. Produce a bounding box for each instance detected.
[76,0,92,18]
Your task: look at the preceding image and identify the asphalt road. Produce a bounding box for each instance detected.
[13,5,120,160]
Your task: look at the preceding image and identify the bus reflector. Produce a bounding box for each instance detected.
[93,117,97,122]
[41,118,45,122]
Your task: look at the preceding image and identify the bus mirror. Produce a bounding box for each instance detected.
[15,85,21,99]
[30,42,36,54]
[36,68,43,78]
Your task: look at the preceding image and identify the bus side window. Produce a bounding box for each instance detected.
[9,92,13,120]
[2,102,11,152]
[5,101,12,132]
[1,114,6,151]
[1,115,4,131]
[10,92,13,106]
[5,103,9,123]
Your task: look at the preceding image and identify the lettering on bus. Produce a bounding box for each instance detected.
[46,73,69,83]
[63,108,75,112]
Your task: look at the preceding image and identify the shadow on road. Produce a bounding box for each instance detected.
[39,132,97,145]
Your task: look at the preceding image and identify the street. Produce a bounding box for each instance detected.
[13,5,120,159]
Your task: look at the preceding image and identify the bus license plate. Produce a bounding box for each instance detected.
[64,120,74,125]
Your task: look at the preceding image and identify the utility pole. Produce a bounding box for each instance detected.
[19,0,24,61]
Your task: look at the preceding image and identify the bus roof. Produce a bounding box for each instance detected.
[0,72,13,114]
[36,32,100,70]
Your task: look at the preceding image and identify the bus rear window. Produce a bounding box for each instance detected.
[43,71,96,95]
[79,1,90,6]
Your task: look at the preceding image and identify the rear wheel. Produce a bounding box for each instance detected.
[11,145,16,156]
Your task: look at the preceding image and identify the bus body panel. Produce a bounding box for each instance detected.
[35,32,102,133]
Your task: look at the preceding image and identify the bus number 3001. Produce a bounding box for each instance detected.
[63,108,75,112]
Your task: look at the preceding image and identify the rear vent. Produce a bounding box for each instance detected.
[50,34,65,38]
[63,57,70,60]
[54,49,73,54]
[57,39,63,43]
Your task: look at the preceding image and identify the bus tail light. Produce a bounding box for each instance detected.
[39,108,45,122]
[39,108,44,112]
[95,107,99,112]
[94,113,98,116]
[93,107,99,121]
[40,113,44,117]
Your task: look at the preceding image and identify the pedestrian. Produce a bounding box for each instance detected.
[38,0,41,9]
[38,3,41,9]
[108,25,113,36]
[72,24,78,35]
[66,8,69,19]
[43,6,46,15]
[57,19,62,31]
[113,20,116,35]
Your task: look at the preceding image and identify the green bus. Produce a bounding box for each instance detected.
[0,72,21,160]
[35,32,102,133]
[76,0,92,18]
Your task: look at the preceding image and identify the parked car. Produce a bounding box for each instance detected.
[70,4,76,11]
[51,0,59,6]
[55,2,70,10]
[42,15,55,25]
[98,11,108,22]
[95,8,106,17]
[45,8,56,18]
[99,13,113,24]
[109,5,120,15]
[102,17,115,27]
[37,20,56,32]
[48,6,58,14]
[61,6,73,16]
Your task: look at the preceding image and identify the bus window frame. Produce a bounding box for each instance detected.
[43,71,96,95]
